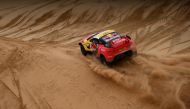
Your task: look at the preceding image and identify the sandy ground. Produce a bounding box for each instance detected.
[0,0,190,109]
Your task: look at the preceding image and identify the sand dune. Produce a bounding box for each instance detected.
[0,0,190,109]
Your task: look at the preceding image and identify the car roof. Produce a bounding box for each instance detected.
[94,30,115,39]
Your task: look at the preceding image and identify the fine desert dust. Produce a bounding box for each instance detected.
[0,0,190,109]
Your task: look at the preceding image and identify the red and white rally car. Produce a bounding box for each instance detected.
[79,30,137,65]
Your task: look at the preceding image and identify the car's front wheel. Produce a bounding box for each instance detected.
[100,55,111,66]
[80,45,87,56]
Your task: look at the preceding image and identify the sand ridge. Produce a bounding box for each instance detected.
[0,0,190,109]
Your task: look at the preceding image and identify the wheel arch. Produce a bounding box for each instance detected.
[100,54,107,61]
[100,54,105,58]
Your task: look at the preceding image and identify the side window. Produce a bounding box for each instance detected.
[99,38,106,44]
[91,38,99,44]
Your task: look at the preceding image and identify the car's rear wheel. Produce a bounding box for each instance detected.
[125,50,133,57]
[80,45,87,56]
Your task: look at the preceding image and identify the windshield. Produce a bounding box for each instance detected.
[101,32,121,43]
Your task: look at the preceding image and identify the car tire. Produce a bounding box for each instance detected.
[80,45,87,56]
[100,55,112,66]
[125,50,133,57]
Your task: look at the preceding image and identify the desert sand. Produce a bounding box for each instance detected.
[0,0,190,109]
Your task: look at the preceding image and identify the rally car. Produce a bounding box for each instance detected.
[79,30,137,65]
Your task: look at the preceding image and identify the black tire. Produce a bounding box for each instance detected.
[125,50,133,57]
[100,55,112,66]
[80,45,87,56]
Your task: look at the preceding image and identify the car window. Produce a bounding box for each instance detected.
[92,38,99,44]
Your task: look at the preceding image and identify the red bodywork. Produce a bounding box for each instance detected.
[79,31,137,63]
[96,36,137,62]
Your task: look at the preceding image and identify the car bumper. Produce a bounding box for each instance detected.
[105,49,137,62]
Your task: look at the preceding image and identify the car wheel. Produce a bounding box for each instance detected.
[125,50,133,57]
[80,45,87,56]
[100,55,111,66]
